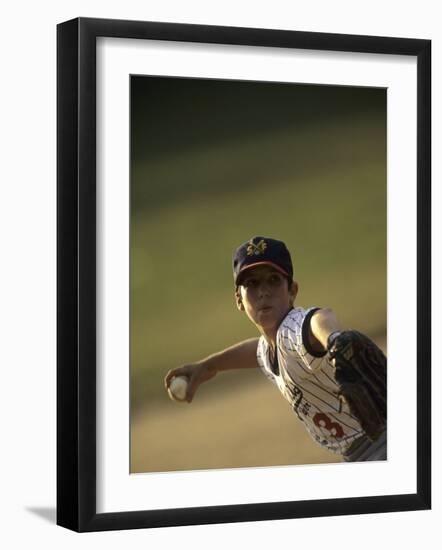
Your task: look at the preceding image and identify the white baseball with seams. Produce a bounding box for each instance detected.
[168,376,188,401]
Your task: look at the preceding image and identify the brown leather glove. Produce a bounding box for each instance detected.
[327,330,387,441]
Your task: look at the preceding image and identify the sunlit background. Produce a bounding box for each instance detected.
[130,76,386,473]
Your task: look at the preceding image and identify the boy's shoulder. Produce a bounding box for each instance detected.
[257,306,328,376]
[276,307,306,345]
[279,306,318,333]
[257,306,318,355]
[277,306,323,353]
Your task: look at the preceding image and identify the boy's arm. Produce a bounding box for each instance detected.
[164,338,260,403]
[307,307,341,355]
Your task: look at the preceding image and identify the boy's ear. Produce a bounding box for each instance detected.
[290,280,299,302]
[235,288,245,311]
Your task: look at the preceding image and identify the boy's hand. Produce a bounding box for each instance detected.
[164,362,217,403]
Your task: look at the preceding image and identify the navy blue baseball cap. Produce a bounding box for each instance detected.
[232,236,294,285]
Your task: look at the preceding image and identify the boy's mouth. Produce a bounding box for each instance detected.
[259,305,273,312]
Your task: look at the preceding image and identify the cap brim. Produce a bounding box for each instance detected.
[235,261,290,285]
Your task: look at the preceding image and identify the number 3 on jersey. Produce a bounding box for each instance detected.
[313,412,344,439]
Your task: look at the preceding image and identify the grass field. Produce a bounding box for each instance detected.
[129,86,386,473]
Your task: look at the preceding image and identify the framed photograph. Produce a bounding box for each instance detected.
[57,17,431,532]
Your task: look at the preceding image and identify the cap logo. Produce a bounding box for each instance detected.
[246,239,267,256]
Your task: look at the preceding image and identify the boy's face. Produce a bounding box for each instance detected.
[235,265,298,336]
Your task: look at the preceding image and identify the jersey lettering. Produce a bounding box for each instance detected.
[313,412,344,439]
[291,384,304,419]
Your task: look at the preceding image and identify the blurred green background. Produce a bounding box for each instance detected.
[130,76,386,472]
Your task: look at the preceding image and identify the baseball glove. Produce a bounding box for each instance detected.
[327,330,387,441]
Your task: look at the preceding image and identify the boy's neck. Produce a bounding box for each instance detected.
[262,329,277,350]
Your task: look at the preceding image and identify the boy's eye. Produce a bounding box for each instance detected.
[244,278,258,287]
[269,274,282,284]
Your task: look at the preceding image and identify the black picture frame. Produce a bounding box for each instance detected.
[57,17,431,532]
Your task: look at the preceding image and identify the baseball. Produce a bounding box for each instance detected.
[168,376,188,402]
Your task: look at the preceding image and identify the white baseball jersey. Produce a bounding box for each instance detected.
[256,307,367,456]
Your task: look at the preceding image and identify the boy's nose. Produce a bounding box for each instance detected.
[258,282,271,296]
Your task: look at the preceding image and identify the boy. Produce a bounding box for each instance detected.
[164,236,386,462]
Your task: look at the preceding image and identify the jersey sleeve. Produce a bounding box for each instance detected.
[278,307,327,371]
